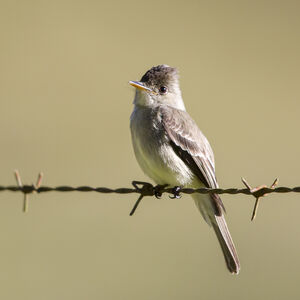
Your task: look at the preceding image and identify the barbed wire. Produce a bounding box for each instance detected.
[1,171,300,220]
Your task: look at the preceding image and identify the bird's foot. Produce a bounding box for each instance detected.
[154,184,168,199]
[169,186,182,199]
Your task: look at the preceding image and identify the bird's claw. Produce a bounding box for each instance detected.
[154,184,168,199]
[169,186,182,199]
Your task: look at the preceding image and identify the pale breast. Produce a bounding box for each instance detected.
[130,106,194,186]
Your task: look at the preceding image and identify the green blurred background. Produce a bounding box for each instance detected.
[0,0,299,299]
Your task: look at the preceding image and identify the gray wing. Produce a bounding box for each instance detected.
[159,106,225,215]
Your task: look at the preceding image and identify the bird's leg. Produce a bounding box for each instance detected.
[169,186,182,199]
[154,184,168,199]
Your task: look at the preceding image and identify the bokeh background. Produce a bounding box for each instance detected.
[0,0,300,299]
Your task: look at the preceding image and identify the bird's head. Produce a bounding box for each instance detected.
[130,65,185,110]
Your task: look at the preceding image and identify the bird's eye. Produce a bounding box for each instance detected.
[159,86,168,94]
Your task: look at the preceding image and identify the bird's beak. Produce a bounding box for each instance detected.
[129,81,157,94]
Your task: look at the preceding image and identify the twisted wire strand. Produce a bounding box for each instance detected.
[3,172,300,217]
[0,184,300,196]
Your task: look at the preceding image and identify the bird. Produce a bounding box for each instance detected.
[129,64,240,274]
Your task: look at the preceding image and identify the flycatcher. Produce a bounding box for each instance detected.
[129,65,240,274]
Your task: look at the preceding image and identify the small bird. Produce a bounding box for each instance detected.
[129,65,240,274]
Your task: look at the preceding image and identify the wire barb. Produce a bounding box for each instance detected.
[129,181,166,215]
[129,181,151,215]
[241,177,279,221]
[14,170,43,213]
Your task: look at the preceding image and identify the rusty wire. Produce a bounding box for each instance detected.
[1,171,300,219]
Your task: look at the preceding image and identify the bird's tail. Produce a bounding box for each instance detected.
[193,194,240,274]
[211,214,240,274]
